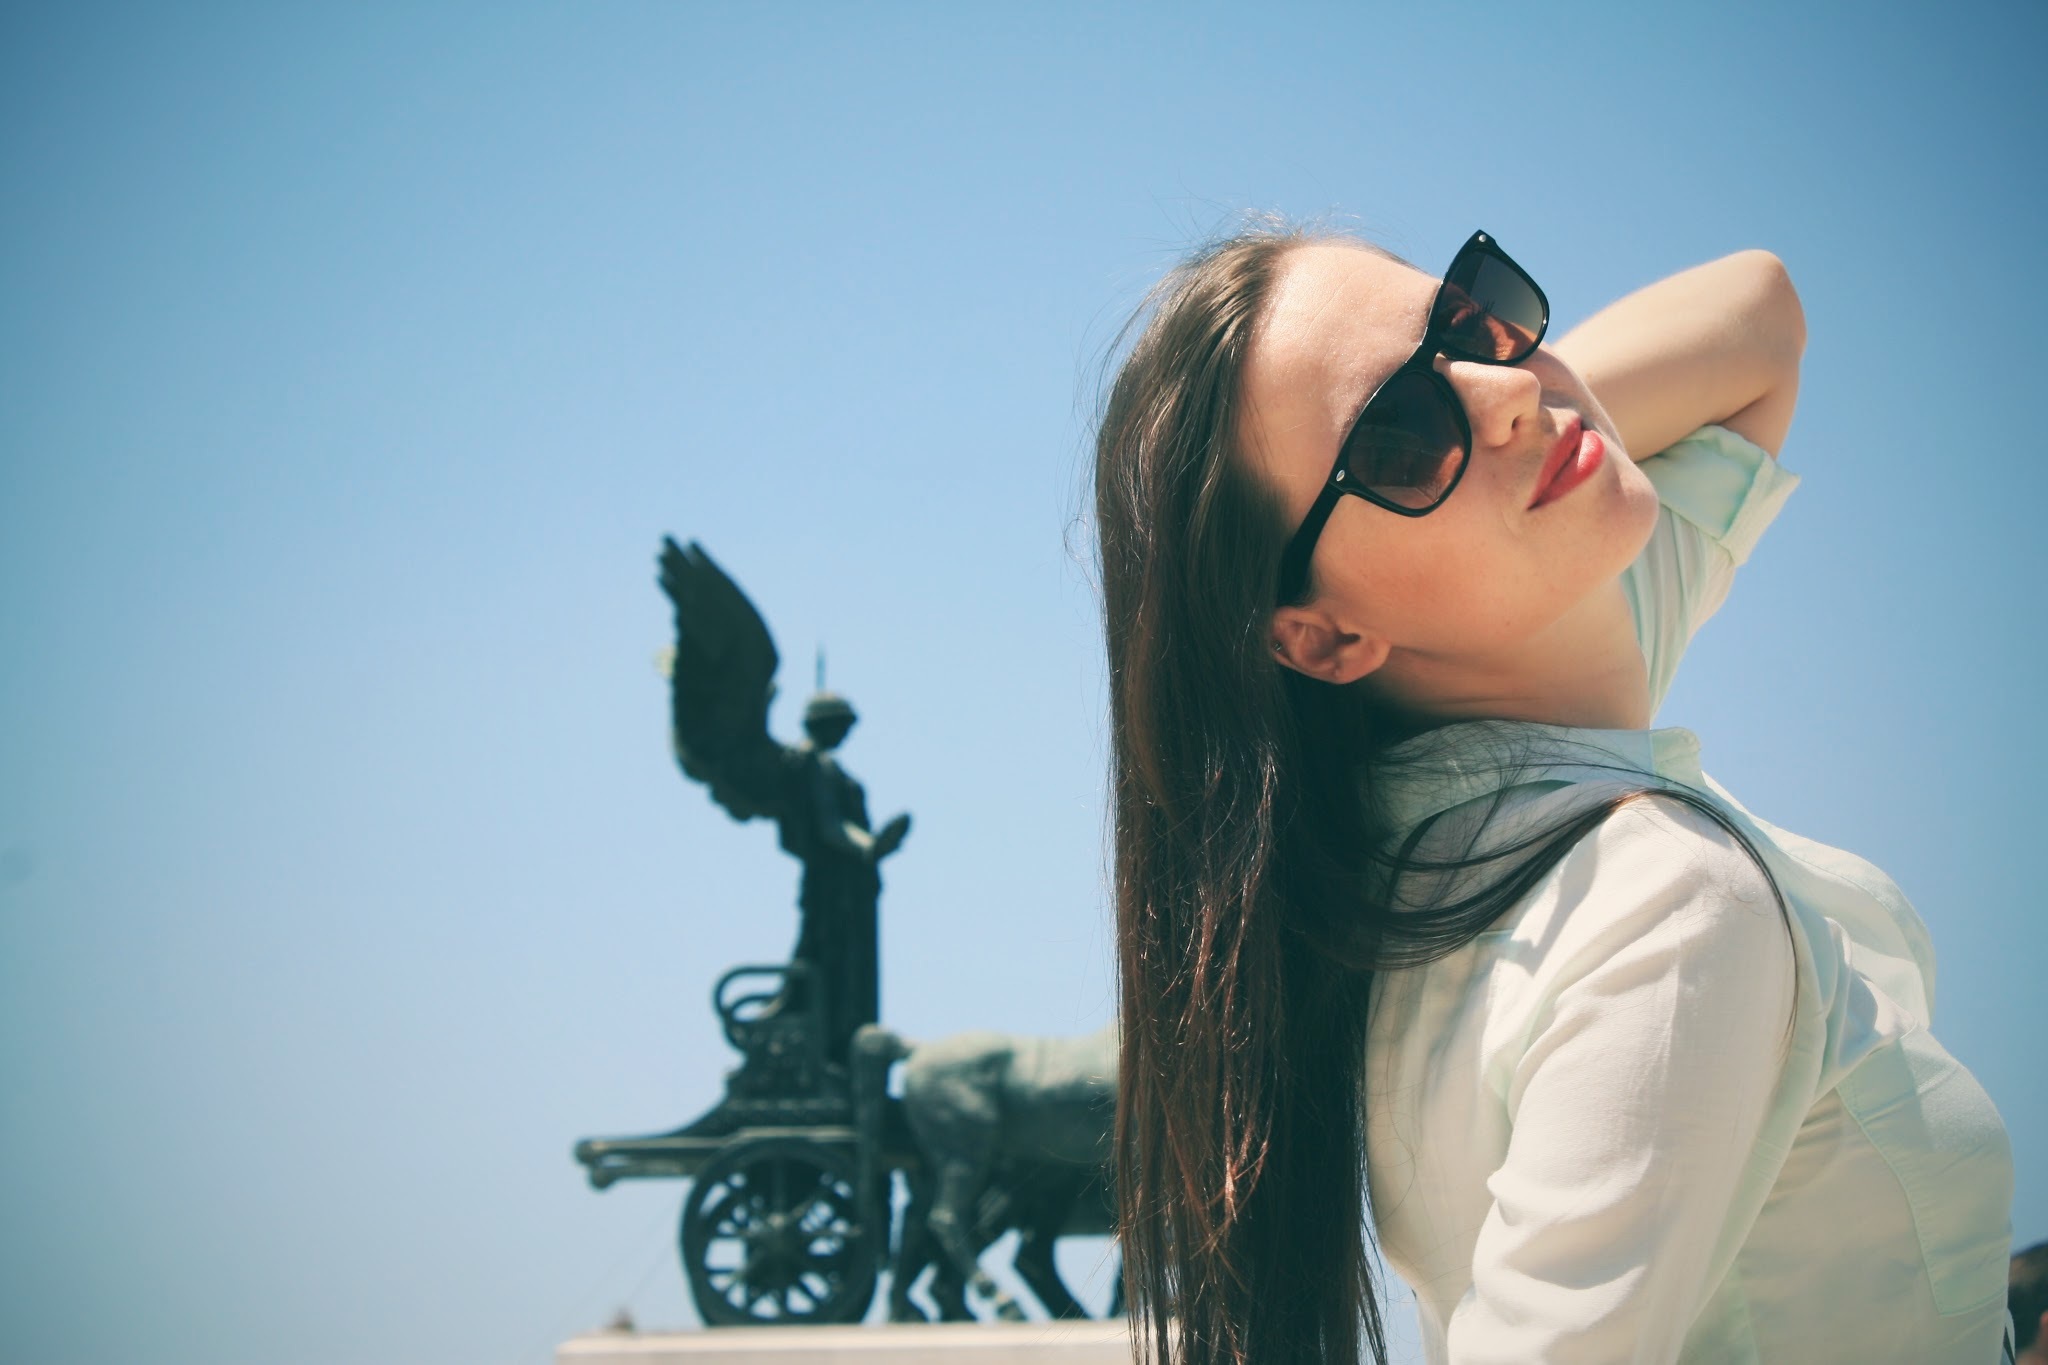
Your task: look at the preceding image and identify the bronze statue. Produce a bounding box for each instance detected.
[573,542,1120,1328]
[658,537,911,1069]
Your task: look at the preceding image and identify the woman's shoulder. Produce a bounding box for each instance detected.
[1456,785,1788,983]
[1589,790,1778,912]
[1369,785,1799,1108]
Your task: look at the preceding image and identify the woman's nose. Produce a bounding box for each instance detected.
[1438,355,1542,453]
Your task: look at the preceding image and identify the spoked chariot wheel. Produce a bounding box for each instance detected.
[681,1136,878,1326]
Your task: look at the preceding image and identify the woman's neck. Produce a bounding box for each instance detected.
[1369,581,1653,732]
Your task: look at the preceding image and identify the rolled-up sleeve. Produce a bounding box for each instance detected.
[1445,798,1802,1364]
[1625,425,1801,713]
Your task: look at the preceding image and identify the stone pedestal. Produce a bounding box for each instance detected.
[558,1322,1131,1364]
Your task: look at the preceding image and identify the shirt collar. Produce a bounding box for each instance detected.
[1372,720,1706,836]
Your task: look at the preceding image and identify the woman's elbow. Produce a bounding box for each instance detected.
[1732,248,1808,371]
[1711,252,1806,456]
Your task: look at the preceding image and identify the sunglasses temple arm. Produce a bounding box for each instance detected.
[1278,483,1342,603]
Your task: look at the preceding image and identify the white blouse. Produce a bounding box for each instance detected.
[1364,427,2014,1363]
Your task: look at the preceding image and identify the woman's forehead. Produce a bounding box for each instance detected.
[1242,244,1436,458]
[1266,243,1434,370]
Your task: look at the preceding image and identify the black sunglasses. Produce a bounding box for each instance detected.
[1274,230,1549,604]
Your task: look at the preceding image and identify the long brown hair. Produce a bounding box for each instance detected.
[1097,223,1387,1364]
[1094,223,1784,1364]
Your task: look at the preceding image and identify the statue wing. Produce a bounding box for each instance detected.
[658,537,793,823]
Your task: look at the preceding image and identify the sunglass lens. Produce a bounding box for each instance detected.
[1340,370,1465,510]
[1438,249,1545,362]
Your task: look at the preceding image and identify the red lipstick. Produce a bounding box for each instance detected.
[1529,418,1606,510]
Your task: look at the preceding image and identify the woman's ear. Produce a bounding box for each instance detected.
[1269,607,1391,684]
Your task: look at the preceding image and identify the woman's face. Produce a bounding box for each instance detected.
[1241,241,1659,683]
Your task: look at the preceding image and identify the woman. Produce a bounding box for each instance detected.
[1094,223,2014,1363]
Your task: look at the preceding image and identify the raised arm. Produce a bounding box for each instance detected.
[1552,250,1806,461]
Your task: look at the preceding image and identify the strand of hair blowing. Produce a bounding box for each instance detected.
[1097,229,1392,1365]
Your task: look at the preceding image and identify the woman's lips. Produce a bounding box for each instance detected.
[1529,419,1605,509]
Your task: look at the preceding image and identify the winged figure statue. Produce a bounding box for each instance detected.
[657,537,911,1069]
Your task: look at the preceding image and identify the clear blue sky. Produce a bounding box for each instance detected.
[3,4,2042,1362]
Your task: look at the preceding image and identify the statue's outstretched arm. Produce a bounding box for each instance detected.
[871,812,910,860]
[811,771,910,862]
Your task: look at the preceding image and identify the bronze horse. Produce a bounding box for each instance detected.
[869,1024,1119,1321]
